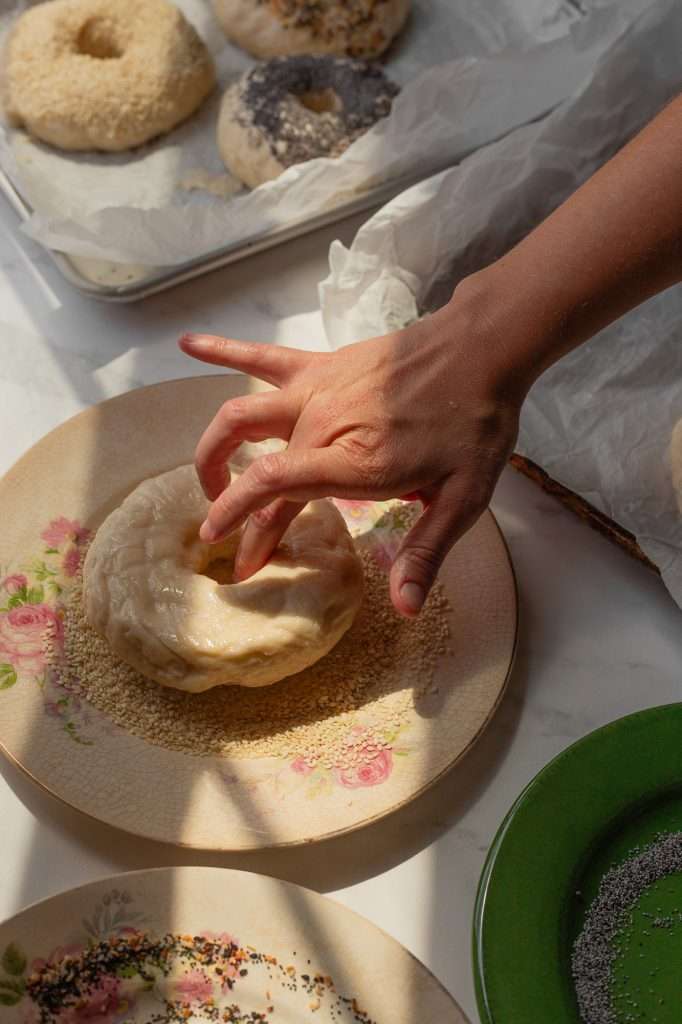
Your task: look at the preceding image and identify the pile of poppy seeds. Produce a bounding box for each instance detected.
[47,548,451,768]
[572,831,682,1023]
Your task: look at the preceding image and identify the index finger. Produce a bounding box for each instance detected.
[200,447,352,542]
[195,390,298,500]
[179,333,316,387]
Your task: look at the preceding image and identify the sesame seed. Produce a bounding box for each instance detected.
[46,548,450,770]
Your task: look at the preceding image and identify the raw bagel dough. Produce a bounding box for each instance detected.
[82,465,364,693]
[218,55,398,188]
[4,0,215,152]
[212,0,410,60]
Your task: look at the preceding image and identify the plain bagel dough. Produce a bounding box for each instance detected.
[82,465,364,693]
[212,0,411,60]
[4,0,215,152]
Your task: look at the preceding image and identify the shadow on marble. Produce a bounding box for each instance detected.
[0,199,374,441]
[0,198,368,349]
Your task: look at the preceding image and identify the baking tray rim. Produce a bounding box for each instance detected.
[0,158,456,303]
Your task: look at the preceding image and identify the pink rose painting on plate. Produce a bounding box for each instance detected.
[169,968,214,1006]
[0,516,91,741]
[334,497,418,572]
[0,604,61,670]
[40,517,90,549]
[289,726,408,795]
[336,749,394,789]
[52,974,125,1024]
[61,546,82,579]
[1,575,27,595]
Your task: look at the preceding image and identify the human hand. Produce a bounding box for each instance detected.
[179,285,526,617]
[180,92,682,619]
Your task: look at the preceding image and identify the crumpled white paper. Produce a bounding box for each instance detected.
[0,0,653,266]
[320,0,682,608]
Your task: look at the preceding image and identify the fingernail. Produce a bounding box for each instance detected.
[180,333,201,347]
[199,520,218,542]
[400,581,425,616]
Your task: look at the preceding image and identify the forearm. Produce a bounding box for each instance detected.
[451,92,682,391]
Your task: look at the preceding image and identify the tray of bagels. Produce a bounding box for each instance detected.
[0,0,588,301]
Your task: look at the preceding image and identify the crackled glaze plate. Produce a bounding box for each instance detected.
[0,375,517,850]
[0,866,469,1022]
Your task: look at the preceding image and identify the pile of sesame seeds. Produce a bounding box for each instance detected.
[46,549,451,769]
[572,831,682,1024]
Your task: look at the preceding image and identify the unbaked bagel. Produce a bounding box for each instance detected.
[212,0,411,60]
[218,55,398,187]
[4,0,215,152]
[82,465,364,693]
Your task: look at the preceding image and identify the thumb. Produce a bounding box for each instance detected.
[389,478,485,617]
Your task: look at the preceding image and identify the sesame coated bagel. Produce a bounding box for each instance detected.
[4,0,216,152]
[218,55,399,187]
[212,0,411,60]
[82,465,364,693]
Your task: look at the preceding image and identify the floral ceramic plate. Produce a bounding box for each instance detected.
[0,866,469,1022]
[0,375,517,850]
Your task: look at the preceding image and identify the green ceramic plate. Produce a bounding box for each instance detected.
[474,703,682,1024]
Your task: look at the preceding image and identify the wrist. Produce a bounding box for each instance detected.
[448,260,577,391]
[436,266,552,403]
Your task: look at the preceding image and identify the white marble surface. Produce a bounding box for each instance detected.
[1,195,682,1024]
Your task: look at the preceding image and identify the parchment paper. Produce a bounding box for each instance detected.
[0,0,653,266]
[320,0,682,609]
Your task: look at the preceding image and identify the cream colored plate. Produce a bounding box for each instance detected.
[0,866,470,1022]
[0,375,517,850]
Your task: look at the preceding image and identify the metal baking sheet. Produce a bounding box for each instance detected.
[0,158,460,302]
[0,0,604,302]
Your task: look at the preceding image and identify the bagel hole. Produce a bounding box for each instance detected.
[202,557,236,586]
[198,535,239,585]
[76,19,123,60]
[297,88,341,115]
